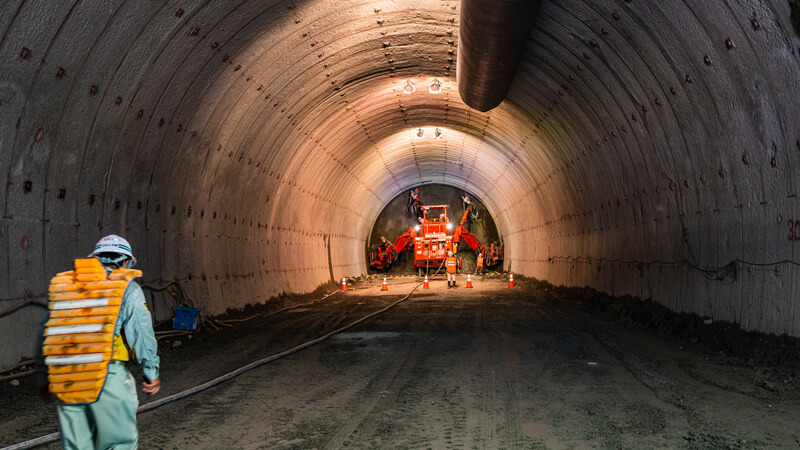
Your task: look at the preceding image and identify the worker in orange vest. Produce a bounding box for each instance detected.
[446,250,458,288]
[35,235,161,449]
[476,250,484,274]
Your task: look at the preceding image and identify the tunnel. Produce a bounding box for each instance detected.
[2,0,800,446]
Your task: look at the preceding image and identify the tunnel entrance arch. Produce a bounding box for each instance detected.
[367,184,500,275]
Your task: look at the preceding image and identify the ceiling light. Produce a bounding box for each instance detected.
[403,79,416,94]
[415,128,425,138]
[429,78,442,94]
[434,128,443,139]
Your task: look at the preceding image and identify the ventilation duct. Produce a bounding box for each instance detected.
[457,0,543,111]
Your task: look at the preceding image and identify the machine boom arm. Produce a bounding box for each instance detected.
[453,207,504,267]
[369,227,417,270]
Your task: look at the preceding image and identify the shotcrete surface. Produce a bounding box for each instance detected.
[2,277,800,448]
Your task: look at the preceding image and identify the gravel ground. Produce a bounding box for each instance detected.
[3,275,800,449]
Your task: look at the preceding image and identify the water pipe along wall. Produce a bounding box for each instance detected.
[2,0,800,367]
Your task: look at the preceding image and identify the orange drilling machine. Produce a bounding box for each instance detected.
[370,205,503,273]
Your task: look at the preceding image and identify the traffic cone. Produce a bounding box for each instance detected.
[381,277,389,291]
[423,274,430,289]
[508,272,515,287]
[341,277,348,291]
[466,273,473,288]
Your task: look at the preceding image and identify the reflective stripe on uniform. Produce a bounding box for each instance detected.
[46,324,106,335]
[45,353,105,365]
[51,298,113,310]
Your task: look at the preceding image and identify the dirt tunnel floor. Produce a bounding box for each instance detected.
[3,276,800,449]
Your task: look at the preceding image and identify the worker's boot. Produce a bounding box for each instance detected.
[447,281,451,289]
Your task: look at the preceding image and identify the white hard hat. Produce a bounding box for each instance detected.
[89,234,137,267]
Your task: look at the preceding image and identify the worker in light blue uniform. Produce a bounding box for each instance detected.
[36,235,161,450]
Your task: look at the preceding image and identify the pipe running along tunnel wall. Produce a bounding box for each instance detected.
[1,0,800,367]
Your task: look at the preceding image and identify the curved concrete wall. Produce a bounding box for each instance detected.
[1,0,800,365]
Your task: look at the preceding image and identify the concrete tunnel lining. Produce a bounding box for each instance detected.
[2,0,800,368]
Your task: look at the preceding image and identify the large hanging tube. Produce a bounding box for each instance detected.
[457,0,543,111]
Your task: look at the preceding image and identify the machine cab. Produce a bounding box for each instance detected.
[413,205,454,270]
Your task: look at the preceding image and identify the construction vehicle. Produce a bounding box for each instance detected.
[370,204,503,273]
[369,229,417,270]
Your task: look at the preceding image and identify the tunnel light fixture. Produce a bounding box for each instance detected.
[429,78,442,94]
[403,79,416,94]
[413,127,445,139]
[446,223,453,230]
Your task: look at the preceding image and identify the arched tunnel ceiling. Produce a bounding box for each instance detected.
[2,0,800,367]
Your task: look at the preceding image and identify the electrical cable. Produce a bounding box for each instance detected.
[214,290,339,325]
[424,251,448,277]
[548,255,800,269]
[0,360,37,383]
[0,360,35,375]
[2,283,421,450]
[142,280,224,330]
[547,255,800,285]
[0,300,48,319]
[0,370,34,383]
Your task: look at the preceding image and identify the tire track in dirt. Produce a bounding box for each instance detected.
[321,333,417,449]
[583,325,690,410]
[465,295,546,448]
[148,295,397,400]
[346,297,473,450]
[397,303,470,450]
[139,295,410,448]
[398,297,481,449]
[469,306,497,448]
[140,363,265,448]
[387,355,461,449]
[495,301,563,448]
[345,295,488,450]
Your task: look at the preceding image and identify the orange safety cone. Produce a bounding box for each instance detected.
[466,272,473,288]
[508,272,515,287]
[381,277,389,291]
[423,274,430,289]
[341,277,348,291]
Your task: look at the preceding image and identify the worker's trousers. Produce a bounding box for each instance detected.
[57,364,139,450]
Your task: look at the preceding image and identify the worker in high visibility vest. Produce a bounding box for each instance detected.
[476,250,484,274]
[35,235,161,450]
[446,250,458,288]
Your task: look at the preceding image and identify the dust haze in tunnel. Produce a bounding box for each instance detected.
[2,0,800,369]
[367,184,500,274]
